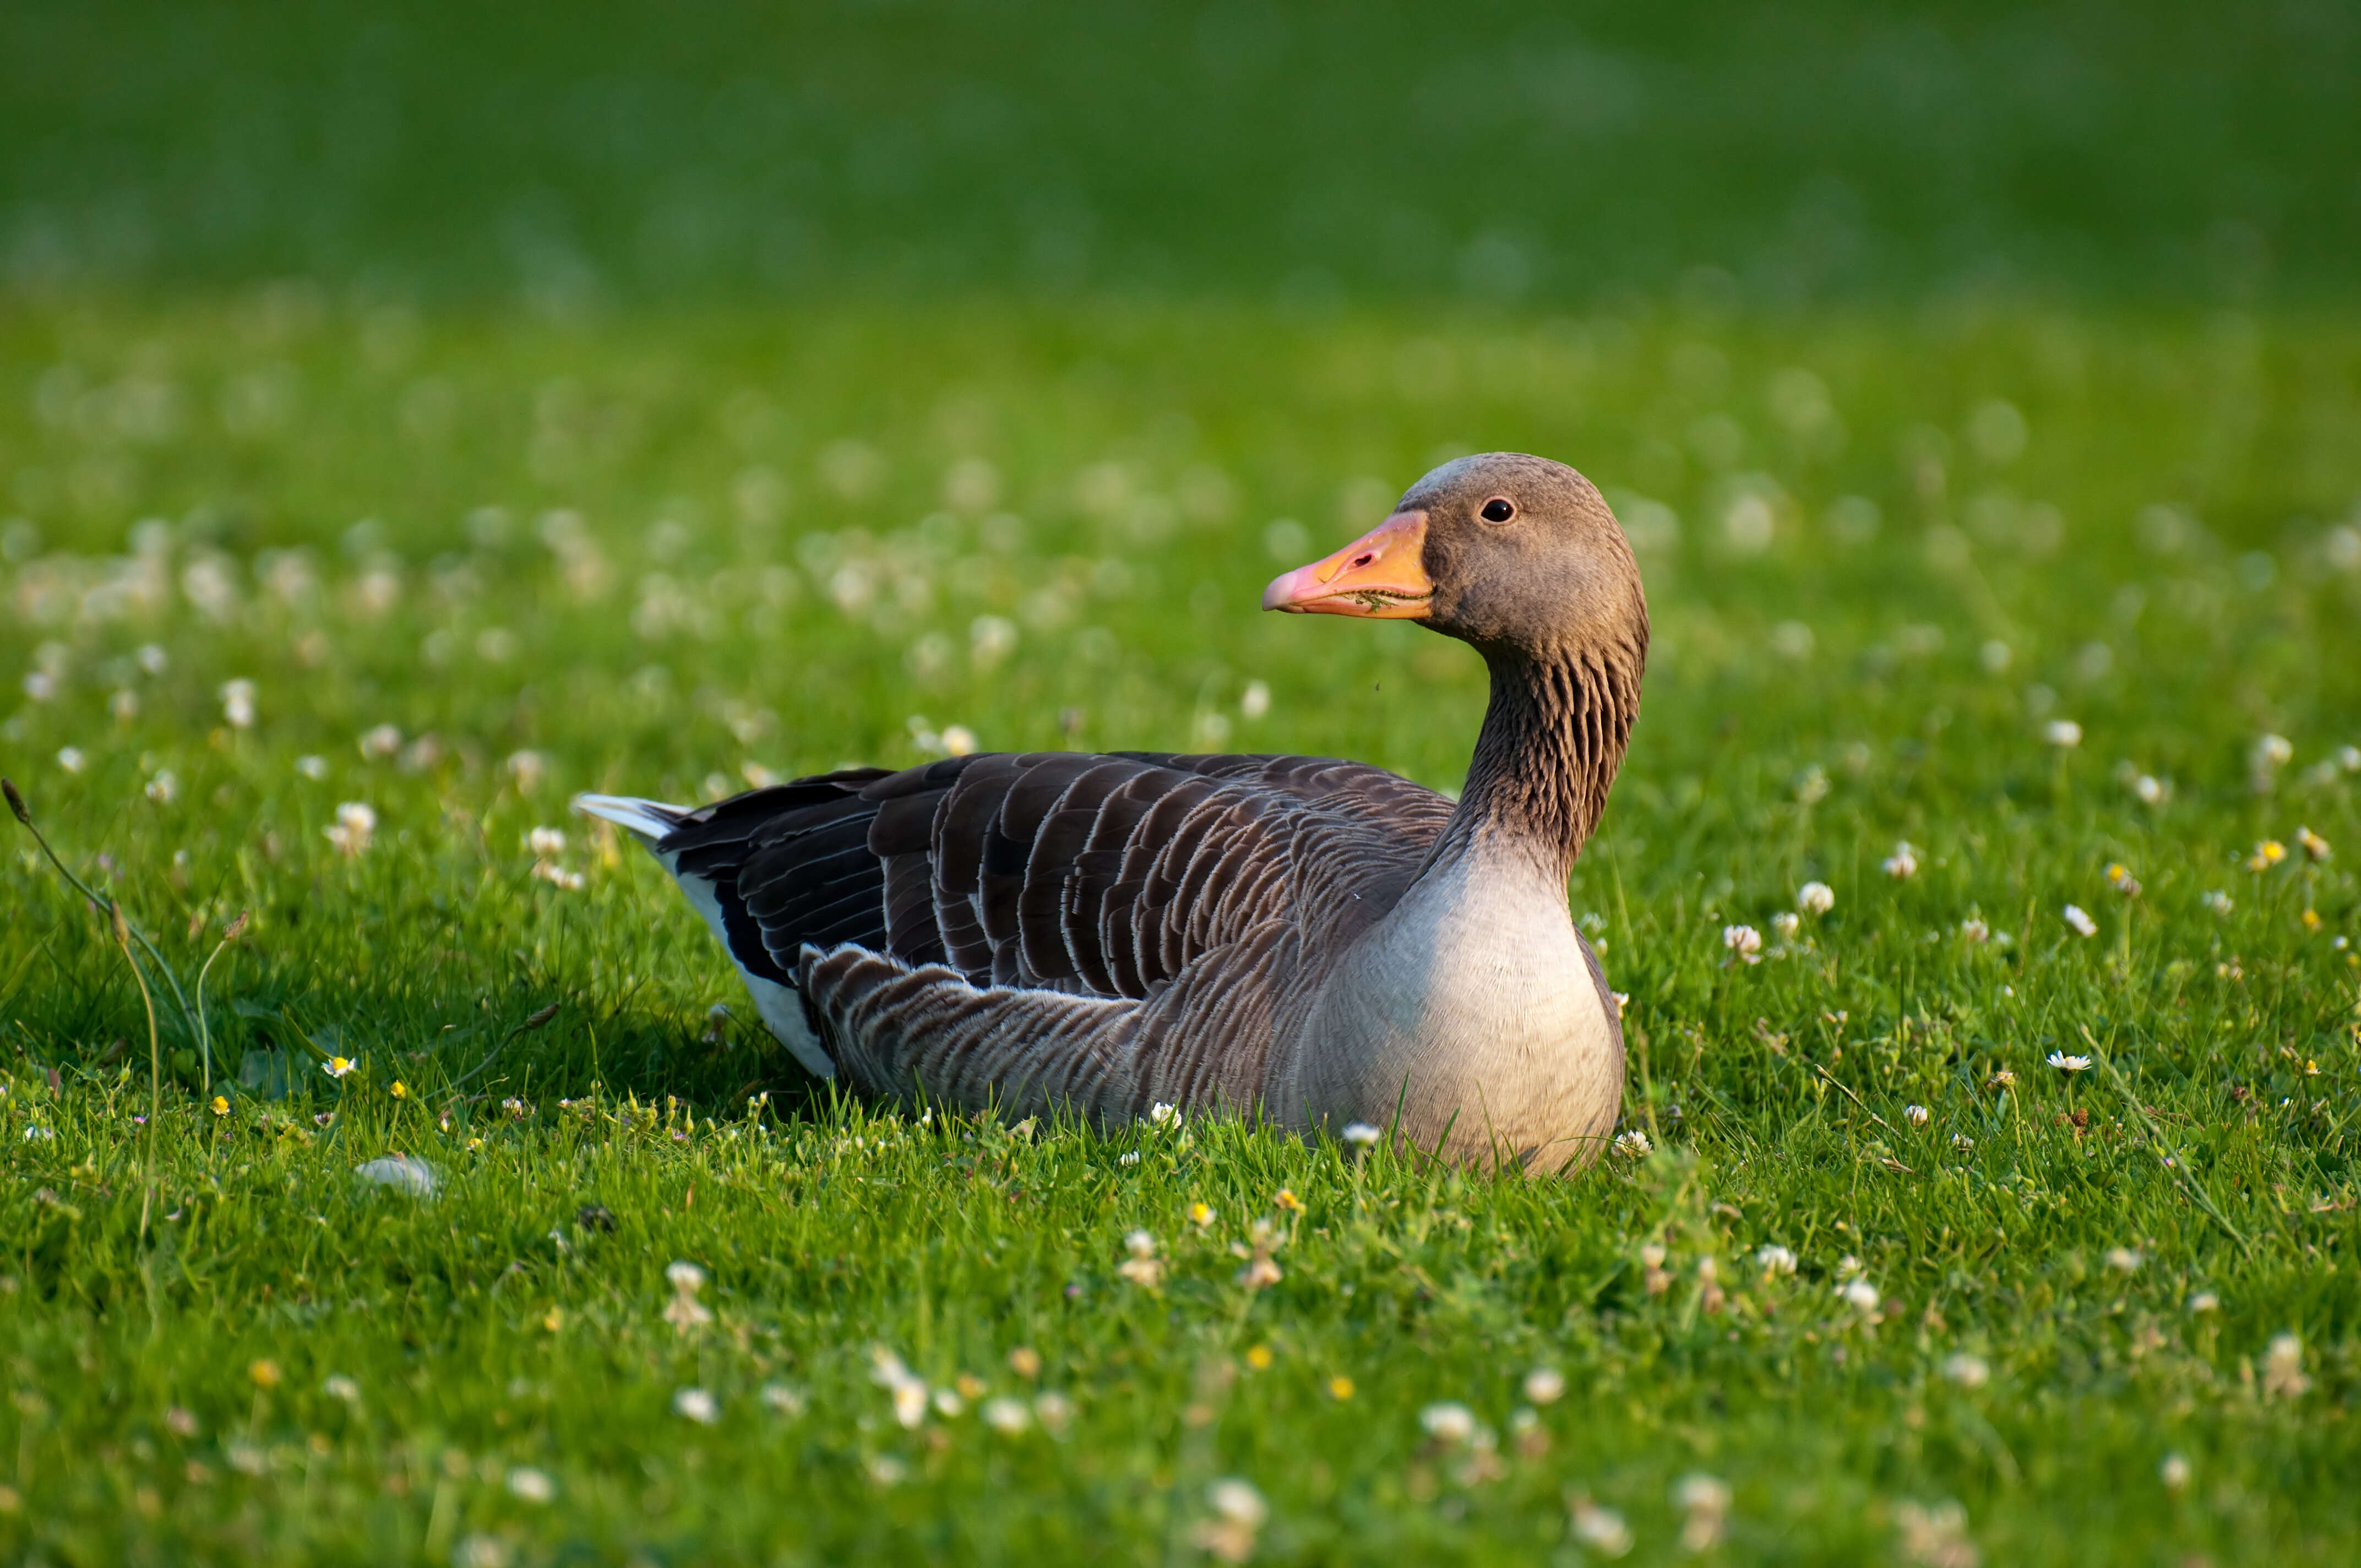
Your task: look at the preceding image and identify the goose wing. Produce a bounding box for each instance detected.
[651,751,1452,1006]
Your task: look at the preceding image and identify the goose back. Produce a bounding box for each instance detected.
[655,751,1455,1013]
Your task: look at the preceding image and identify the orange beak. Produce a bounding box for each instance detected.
[1261,511,1433,618]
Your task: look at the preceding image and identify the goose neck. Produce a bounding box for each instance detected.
[1437,643,1641,883]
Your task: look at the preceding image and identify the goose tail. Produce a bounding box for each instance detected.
[572,793,690,850]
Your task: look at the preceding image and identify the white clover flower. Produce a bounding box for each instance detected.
[2104,1247,2142,1273]
[1723,924,1762,962]
[2254,733,2294,768]
[1756,1244,1797,1277]
[2263,1333,2310,1399]
[2188,1292,2219,1314]
[1419,1402,1476,1444]
[2061,903,2097,937]
[868,1347,930,1429]
[1960,918,1990,943]
[505,749,547,792]
[527,826,568,857]
[1208,1477,1267,1528]
[1675,1474,1732,1551]
[1881,842,1918,879]
[507,1467,556,1503]
[982,1396,1031,1434]
[1117,1229,1163,1289]
[358,723,402,760]
[1951,1134,1976,1151]
[1147,1102,1179,1130]
[760,1382,805,1416]
[323,1375,361,1403]
[1771,911,1800,941]
[295,755,328,780]
[1193,1478,1269,1561]
[145,770,179,805]
[55,747,84,774]
[1904,1104,1929,1127]
[1612,1129,1652,1158]
[2160,1453,2191,1490]
[220,679,257,729]
[942,725,978,757]
[1032,1391,1074,1434]
[1840,1278,1880,1313]
[2044,719,2083,748]
[1340,1121,1381,1148]
[672,1387,719,1425]
[1117,1150,1141,1167]
[325,801,377,856]
[1797,880,1835,915]
[2201,890,2233,916]
[2047,1051,2093,1072]
[1239,680,1271,720]
[1570,1498,1633,1557]
[1523,1368,1566,1406]
[1942,1353,1989,1389]
[2132,774,2166,805]
[662,1261,714,1334]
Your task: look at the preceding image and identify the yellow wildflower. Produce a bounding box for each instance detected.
[390,1081,407,1099]
[210,1096,230,1117]
[1272,1188,1303,1213]
[1329,1375,1355,1401]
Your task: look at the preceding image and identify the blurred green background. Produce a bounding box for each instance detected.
[6,0,2357,307]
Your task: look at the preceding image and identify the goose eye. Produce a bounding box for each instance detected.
[1479,497,1515,524]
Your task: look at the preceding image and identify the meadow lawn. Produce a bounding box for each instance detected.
[2,290,2359,1563]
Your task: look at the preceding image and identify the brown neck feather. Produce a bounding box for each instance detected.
[1439,631,1645,883]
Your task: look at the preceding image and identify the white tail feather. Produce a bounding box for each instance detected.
[572,793,688,847]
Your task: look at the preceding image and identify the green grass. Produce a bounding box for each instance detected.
[2,291,2360,1563]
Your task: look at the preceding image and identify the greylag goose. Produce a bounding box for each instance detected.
[577,452,1647,1169]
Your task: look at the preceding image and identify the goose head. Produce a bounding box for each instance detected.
[1261,453,1642,662]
